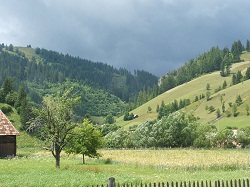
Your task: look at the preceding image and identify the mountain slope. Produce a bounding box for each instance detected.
[0,45,158,119]
[117,59,250,129]
[17,46,158,102]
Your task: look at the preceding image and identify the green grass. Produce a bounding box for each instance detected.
[215,115,250,130]
[1,149,250,186]
[241,51,250,61]
[16,47,41,62]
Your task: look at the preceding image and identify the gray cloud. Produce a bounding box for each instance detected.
[1,0,250,76]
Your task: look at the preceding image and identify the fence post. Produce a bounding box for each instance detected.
[108,177,115,187]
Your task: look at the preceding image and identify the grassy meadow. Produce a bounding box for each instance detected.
[1,149,250,186]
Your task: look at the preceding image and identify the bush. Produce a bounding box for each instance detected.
[1,105,13,114]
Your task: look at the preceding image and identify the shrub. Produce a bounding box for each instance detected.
[1,105,13,114]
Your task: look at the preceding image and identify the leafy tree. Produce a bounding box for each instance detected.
[136,112,198,148]
[5,91,17,106]
[206,83,210,90]
[219,94,224,104]
[206,91,211,101]
[214,129,236,148]
[99,123,120,136]
[123,112,135,121]
[246,104,249,116]
[222,102,225,113]
[1,105,13,114]
[29,88,80,168]
[208,106,215,113]
[194,96,199,102]
[123,112,129,121]
[147,106,152,113]
[131,119,156,147]
[105,128,128,148]
[65,119,103,164]
[232,103,238,117]
[193,124,217,148]
[238,126,250,147]
[216,108,221,118]
[160,112,198,147]
[105,113,115,124]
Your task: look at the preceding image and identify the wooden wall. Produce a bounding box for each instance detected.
[0,135,16,158]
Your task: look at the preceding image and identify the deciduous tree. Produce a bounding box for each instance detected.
[29,88,80,168]
[65,119,103,164]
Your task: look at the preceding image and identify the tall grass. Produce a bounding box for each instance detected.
[99,149,250,168]
[1,149,249,186]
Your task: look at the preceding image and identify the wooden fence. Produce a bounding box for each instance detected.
[88,178,250,187]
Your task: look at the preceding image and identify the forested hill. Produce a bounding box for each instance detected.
[0,45,158,102]
[0,44,158,122]
[34,47,158,101]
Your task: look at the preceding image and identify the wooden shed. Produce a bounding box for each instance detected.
[0,110,19,158]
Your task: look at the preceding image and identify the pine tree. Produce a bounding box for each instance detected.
[246,40,250,52]
[232,74,237,85]
[2,77,14,97]
[222,80,227,89]
[236,71,243,84]
[235,95,243,106]
[245,67,250,80]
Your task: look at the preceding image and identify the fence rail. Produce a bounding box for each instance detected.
[87,178,250,187]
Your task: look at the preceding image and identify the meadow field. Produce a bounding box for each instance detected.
[0,149,250,186]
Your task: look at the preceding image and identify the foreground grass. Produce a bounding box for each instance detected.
[0,149,250,186]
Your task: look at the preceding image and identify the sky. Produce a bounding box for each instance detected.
[1,0,250,77]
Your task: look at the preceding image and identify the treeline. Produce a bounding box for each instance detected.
[158,40,247,94]
[157,99,191,119]
[103,111,250,149]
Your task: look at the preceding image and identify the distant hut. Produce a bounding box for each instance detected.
[0,110,19,158]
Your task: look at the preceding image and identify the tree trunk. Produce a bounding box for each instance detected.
[55,150,60,168]
[82,154,85,164]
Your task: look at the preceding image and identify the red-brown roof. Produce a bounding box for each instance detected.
[0,110,19,135]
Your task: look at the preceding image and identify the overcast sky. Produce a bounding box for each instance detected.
[1,0,250,76]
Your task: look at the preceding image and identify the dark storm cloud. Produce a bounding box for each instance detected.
[1,0,250,76]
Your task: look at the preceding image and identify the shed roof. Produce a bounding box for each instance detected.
[0,110,19,136]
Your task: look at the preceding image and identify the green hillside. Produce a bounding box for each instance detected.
[117,59,250,129]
